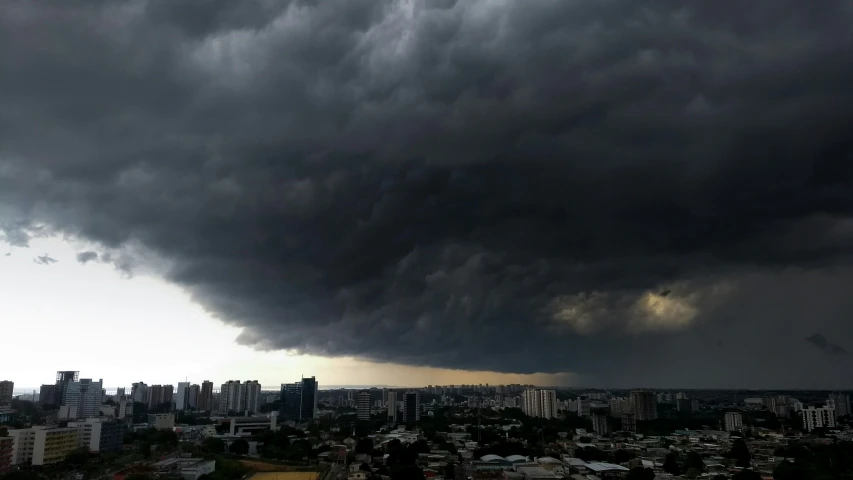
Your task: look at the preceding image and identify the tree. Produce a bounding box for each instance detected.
[729,439,752,468]
[732,469,762,480]
[356,438,374,454]
[445,462,456,480]
[626,467,656,480]
[0,472,41,480]
[65,446,90,467]
[359,463,372,472]
[229,438,249,455]
[390,465,425,480]
[202,437,226,454]
[126,475,155,480]
[685,451,705,472]
[663,452,681,475]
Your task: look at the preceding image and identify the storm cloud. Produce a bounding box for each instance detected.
[2,0,853,386]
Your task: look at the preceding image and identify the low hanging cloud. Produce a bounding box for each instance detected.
[33,254,57,266]
[76,251,99,264]
[2,0,853,386]
[805,334,847,356]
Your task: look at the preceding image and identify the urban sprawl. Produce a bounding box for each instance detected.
[0,373,851,480]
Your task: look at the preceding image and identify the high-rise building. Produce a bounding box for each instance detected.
[279,377,318,423]
[56,371,79,406]
[175,382,190,411]
[387,391,398,423]
[38,385,57,406]
[591,408,610,437]
[188,384,200,409]
[148,385,164,408]
[244,381,262,413]
[117,396,133,420]
[198,381,214,411]
[162,385,174,406]
[802,406,836,431]
[621,413,636,433]
[677,398,692,412]
[357,390,371,421]
[630,390,658,421]
[131,382,148,404]
[522,389,558,419]
[724,412,743,432]
[403,392,420,424]
[0,381,13,404]
[63,378,103,418]
[828,393,851,418]
[220,381,243,414]
[577,398,591,417]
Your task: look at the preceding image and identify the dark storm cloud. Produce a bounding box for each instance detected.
[805,334,847,356]
[2,0,853,386]
[76,251,99,264]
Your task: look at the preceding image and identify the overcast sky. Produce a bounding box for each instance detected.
[2,0,853,390]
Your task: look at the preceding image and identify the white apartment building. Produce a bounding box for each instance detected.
[149,413,176,430]
[724,412,743,432]
[63,379,103,419]
[801,406,836,432]
[523,389,557,419]
[9,426,81,466]
[243,381,262,413]
[131,382,148,403]
[357,391,371,421]
[219,381,243,414]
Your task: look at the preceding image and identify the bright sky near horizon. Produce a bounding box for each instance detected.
[0,236,576,391]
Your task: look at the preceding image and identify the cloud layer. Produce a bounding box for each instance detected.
[2,0,853,386]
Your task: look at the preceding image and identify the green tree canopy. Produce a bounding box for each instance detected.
[229,438,249,455]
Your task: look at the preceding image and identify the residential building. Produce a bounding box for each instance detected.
[677,398,692,412]
[220,381,243,414]
[621,413,636,433]
[198,381,214,411]
[243,381,262,413]
[63,379,103,419]
[577,398,591,417]
[149,413,176,430]
[724,412,743,432]
[188,384,200,409]
[131,382,148,404]
[38,384,57,406]
[162,385,174,406]
[0,381,13,404]
[802,406,836,432]
[9,426,81,466]
[523,389,558,419]
[0,437,13,473]
[357,390,371,421]
[68,418,125,454]
[630,390,658,421]
[387,391,398,423]
[828,393,851,418]
[403,392,420,424]
[148,385,164,408]
[279,377,318,423]
[118,396,133,420]
[591,408,610,437]
[176,382,190,411]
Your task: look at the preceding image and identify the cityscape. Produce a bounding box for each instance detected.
[3,1,853,480]
[2,373,852,479]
